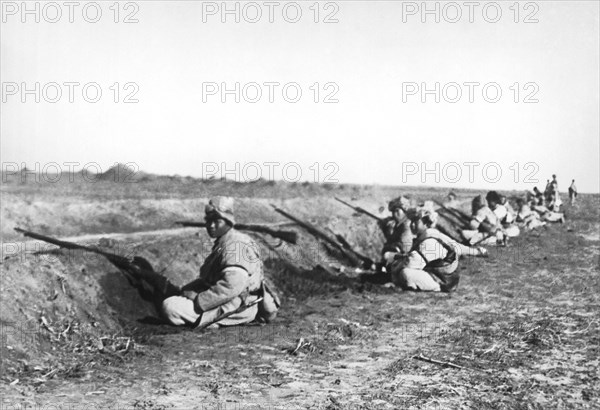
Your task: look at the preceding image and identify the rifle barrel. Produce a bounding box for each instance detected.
[14,228,130,264]
[174,221,298,244]
[271,205,363,267]
[334,197,381,221]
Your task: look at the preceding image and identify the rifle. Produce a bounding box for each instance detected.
[174,221,298,244]
[335,197,382,221]
[195,297,263,331]
[270,205,367,268]
[14,228,180,297]
[433,200,471,228]
[435,221,465,244]
[326,228,375,269]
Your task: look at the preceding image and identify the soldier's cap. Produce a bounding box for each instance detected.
[205,196,235,226]
[472,194,487,210]
[410,202,439,226]
[388,195,411,212]
[486,191,501,204]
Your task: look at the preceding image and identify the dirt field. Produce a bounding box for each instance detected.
[1,169,599,409]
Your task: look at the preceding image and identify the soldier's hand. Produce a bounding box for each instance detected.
[182,290,199,301]
[383,251,399,266]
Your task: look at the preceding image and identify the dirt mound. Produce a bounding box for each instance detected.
[2,176,599,407]
[96,163,147,183]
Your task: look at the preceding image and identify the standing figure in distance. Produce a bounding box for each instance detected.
[568,179,578,206]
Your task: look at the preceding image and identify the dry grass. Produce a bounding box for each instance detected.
[1,173,598,409]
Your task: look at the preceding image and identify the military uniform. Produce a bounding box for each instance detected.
[380,216,413,255]
[461,205,502,245]
[569,181,577,205]
[162,224,264,327]
[492,204,520,238]
[389,204,461,293]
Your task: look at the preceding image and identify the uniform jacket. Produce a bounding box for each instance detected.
[470,206,499,233]
[380,216,413,254]
[188,228,264,326]
[404,229,451,270]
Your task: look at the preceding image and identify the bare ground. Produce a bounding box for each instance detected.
[1,173,598,409]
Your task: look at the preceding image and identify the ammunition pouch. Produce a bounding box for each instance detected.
[256,279,281,323]
[414,237,460,293]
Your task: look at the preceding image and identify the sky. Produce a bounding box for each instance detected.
[1,1,599,193]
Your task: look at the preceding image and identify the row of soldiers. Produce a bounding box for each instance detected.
[74,178,573,329]
[377,177,572,292]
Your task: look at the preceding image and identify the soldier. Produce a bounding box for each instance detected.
[379,196,414,261]
[551,174,559,194]
[486,191,520,238]
[533,187,545,204]
[444,191,460,209]
[461,194,505,246]
[388,207,459,292]
[531,197,565,223]
[516,198,546,230]
[544,179,553,204]
[548,191,563,212]
[568,179,578,205]
[160,197,266,328]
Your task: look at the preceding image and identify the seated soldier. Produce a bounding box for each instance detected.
[547,191,563,213]
[533,187,545,204]
[486,191,520,238]
[379,196,414,260]
[516,198,546,230]
[461,194,505,246]
[525,189,535,203]
[444,191,460,209]
[388,206,477,292]
[531,197,565,223]
[160,197,266,327]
